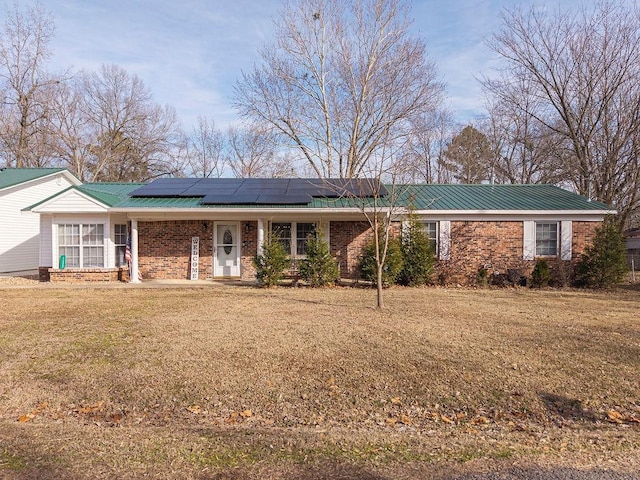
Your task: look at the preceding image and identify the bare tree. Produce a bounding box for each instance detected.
[484,1,640,225]
[0,2,63,168]
[80,64,182,182]
[480,86,566,185]
[184,116,225,178]
[227,124,294,178]
[234,0,444,179]
[396,108,454,183]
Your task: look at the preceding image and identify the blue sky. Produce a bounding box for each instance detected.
[31,0,581,131]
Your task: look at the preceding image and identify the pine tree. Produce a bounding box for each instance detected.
[254,233,290,287]
[299,235,340,286]
[576,218,627,288]
[399,213,435,286]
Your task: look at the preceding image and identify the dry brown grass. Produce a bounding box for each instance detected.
[0,284,639,479]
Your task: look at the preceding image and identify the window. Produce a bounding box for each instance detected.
[271,222,316,256]
[536,222,558,257]
[57,223,105,268]
[114,224,128,267]
[422,222,438,254]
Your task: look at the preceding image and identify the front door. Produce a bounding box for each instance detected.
[214,222,241,277]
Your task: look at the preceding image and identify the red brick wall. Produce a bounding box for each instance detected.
[329,221,373,279]
[139,220,213,280]
[51,218,596,285]
[438,221,527,284]
[436,220,600,285]
[241,221,257,280]
[49,268,126,283]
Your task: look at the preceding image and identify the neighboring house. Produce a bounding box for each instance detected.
[0,168,81,275]
[27,178,615,284]
[624,227,640,270]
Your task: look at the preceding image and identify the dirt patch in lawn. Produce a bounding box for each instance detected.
[1,285,638,478]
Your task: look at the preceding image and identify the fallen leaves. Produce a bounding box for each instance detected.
[17,402,48,423]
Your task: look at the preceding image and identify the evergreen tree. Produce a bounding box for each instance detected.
[359,233,403,287]
[576,218,627,288]
[299,235,340,287]
[254,233,290,287]
[399,213,435,286]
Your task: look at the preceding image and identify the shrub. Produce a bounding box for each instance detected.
[576,218,627,288]
[254,233,290,287]
[298,235,339,286]
[476,266,489,287]
[398,214,435,286]
[531,259,551,288]
[359,234,403,287]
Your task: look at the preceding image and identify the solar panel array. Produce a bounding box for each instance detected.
[129,178,387,205]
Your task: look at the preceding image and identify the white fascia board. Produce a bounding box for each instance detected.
[31,188,110,213]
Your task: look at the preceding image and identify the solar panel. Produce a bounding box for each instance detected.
[130,177,387,201]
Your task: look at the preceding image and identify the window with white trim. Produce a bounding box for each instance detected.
[271,222,316,256]
[422,221,438,254]
[535,222,558,257]
[114,224,128,267]
[58,223,105,268]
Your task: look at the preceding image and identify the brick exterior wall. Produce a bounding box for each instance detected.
[436,220,599,285]
[48,268,126,283]
[240,221,258,281]
[139,220,214,280]
[43,218,602,285]
[329,221,373,279]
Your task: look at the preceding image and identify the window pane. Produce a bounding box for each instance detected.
[272,222,291,254]
[296,223,315,256]
[114,224,127,245]
[82,224,104,245]
[83,246,104,267]
[59,246,80,267]
[422,222,438,253]
[536,223,558,256]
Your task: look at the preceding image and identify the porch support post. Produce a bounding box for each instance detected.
[257,218,265,256]
[130,219,141,283]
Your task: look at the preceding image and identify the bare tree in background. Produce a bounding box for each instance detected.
[80,64,182,182]
[396,109,454,184]
[184,116,225,178]
[227,124,294,178]
[234,0,444,179]
[484,1,640,226]
[481,84,565,185]
[0,2,63,168]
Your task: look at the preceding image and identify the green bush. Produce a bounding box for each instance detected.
[531,259,551,288]
[298,235,339,286]
[576,218,627,288]
[399,215,435,286]
[254,232,290,287]
[359,233,404,287]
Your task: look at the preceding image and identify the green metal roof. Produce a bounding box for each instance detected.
[78,182,145,207]
[114,183,612,211]
[395,184,612,211]
[34,180,614,212]
[0,167,69,190]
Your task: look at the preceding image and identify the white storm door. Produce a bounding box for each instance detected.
[214,222,241,277]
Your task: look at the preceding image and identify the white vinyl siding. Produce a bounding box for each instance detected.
[0,173,75,273]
